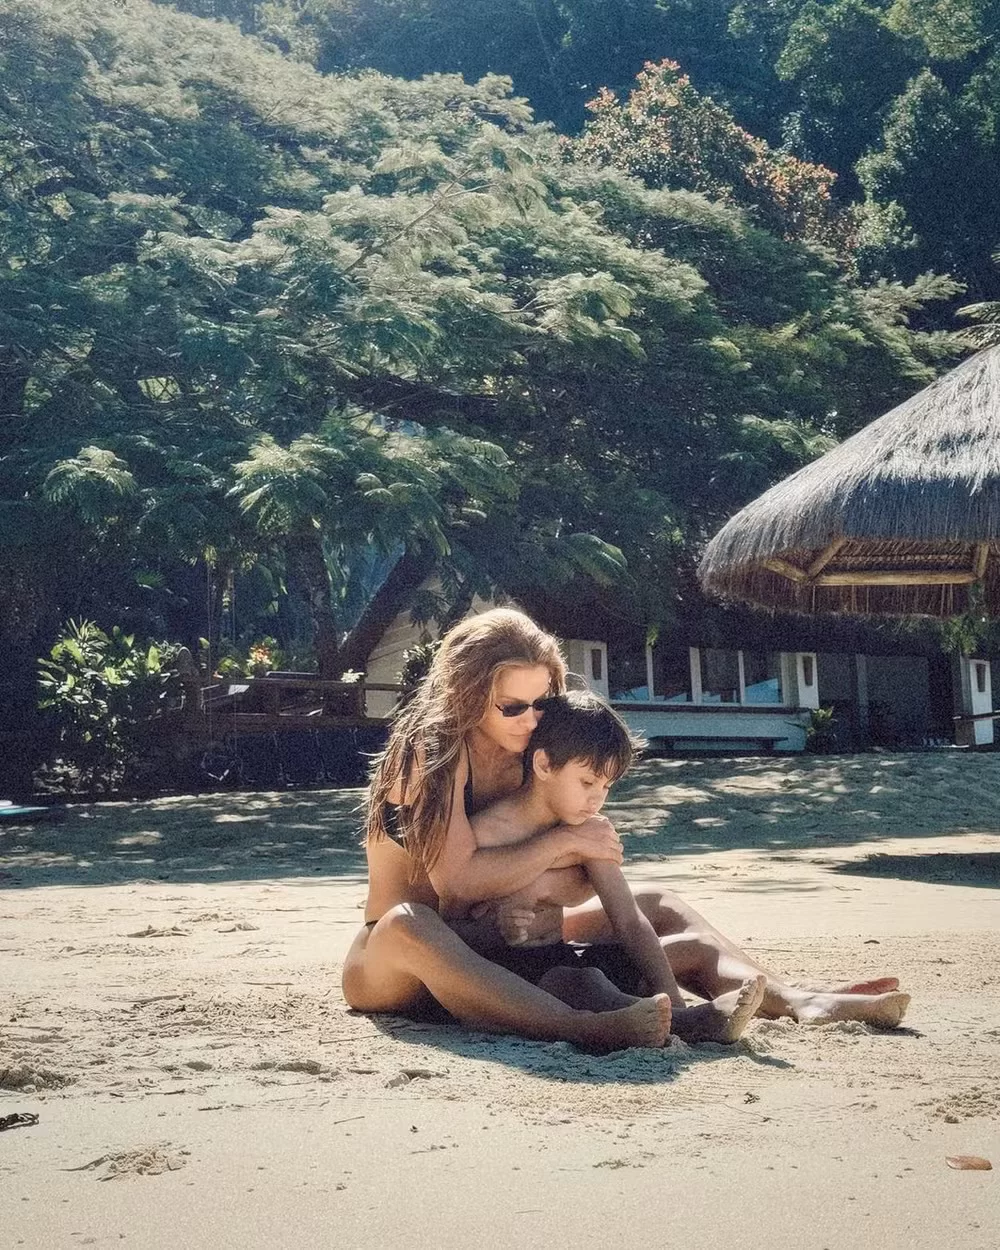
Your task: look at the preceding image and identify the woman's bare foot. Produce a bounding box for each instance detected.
[576,994,672,1053]
[792,976,900,996]
[794,989,910,1028]
[670,975,766,1045]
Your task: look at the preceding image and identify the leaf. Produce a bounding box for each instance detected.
[945,1156,992,1171]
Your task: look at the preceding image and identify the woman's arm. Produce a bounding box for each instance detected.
[469,867,593,948]
[515,866,593,908]
[586,861,684,1006]
[427,765,622,908]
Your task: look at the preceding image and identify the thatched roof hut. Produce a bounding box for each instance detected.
[699,347,1000,617]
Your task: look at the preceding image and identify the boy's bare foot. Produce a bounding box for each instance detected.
[794,990,910,1028]
[670,975,766,1045]
[792,976,900,996]
[577,993,672,1053]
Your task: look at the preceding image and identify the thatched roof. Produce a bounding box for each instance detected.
[699,347,1000,617]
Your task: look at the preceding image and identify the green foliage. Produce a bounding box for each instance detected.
[37,619,181,791]
[774,0,917,186]
[885,0,996,61]
[959,261,1000,347]
[397,639,439,706]
[855,69,1000,293]
[0,0,963,722]
[573,61,851,250]
[804,705,838,753]
[150,0,1000,310]
[210,634,285,676]
[936,585,997,655]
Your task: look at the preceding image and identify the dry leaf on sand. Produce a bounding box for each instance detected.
[945,1155,992,1171]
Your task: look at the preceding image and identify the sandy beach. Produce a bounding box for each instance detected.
[2,752,998,1249]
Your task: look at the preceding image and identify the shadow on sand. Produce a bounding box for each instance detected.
[3,752,999,890]
[0,788,369,889]
[614,753,1000,861]
[831,850,1000,889]
[363,1012,795,1086]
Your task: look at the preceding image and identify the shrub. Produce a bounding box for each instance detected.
[397,640,439,708]
[804,705,838,753]
[38,620,181,792]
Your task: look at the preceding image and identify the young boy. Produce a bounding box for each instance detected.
[469,690,766,1045]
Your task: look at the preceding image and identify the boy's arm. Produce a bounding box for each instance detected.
[430,783,622,908]
[585,861,684,1007]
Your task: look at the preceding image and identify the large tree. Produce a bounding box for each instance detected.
[2,0,957,712]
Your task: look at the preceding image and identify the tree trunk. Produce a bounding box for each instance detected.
[0,349,30,435]
[291,527,342,680]
[439,578,476,631]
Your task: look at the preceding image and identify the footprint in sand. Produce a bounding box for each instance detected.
[251,1059,333,1078]
[63,1144,190,1180]
[932,1085,1000,1122]
[126,925,189,938]
[0,1062,73,1091]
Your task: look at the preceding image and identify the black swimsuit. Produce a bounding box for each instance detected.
[362,758,473,930]
[382,750,475,847]
[371,754,642,994]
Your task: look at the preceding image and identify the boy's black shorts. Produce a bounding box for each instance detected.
[485,940,644,996]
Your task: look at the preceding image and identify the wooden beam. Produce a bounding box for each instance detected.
[816,569,977,587]
[805,537,847,579]
[763,557,808,583]
[973,543,989,579]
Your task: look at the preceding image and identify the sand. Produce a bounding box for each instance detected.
[1,752,998,1249]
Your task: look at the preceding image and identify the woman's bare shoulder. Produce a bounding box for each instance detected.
[387,740,469,806]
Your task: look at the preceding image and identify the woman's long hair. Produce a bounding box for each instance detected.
[365,608,567,874]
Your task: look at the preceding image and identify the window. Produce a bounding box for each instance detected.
[609,643,790,705]
[742,652,783,704]
[651,646,693,703]
[975,661,988,695]
[801,654,815,688]
[608,643,649,701]
[589,647,603,682]
[699,649,741,704]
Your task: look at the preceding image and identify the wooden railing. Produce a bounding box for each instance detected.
[178,673,402,734]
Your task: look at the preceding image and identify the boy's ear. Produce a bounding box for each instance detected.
[531,748,554,780]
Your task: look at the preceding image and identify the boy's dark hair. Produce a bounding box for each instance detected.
[527,690,637,783]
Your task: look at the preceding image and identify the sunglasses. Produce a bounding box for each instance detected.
[495,697,550,719]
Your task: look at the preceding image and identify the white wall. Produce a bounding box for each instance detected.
[564,639,609,699]
[955,655,994,747]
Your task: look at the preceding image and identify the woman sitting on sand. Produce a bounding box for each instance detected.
[342,608,909,1049]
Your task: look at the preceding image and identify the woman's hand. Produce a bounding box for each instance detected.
[470,896,566,947]
[490,899,539,946]
[551,815,623,868]
[494,897,565,947]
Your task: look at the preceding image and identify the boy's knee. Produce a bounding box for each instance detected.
[634,888,690,932]
[539,964,604,994]
[537,965,577,992]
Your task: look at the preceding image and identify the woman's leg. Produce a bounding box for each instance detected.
[341,904,671,1052]
[562,889,909,1027]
